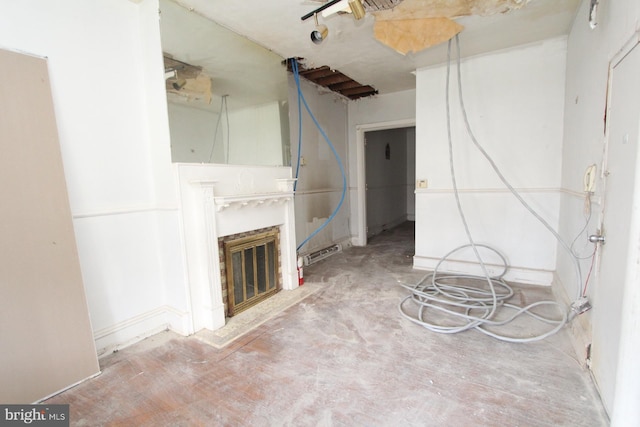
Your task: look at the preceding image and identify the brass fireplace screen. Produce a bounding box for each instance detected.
[224,230,280,316]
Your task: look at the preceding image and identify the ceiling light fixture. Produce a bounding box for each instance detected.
[172,78,187,90]
[348,0,366,20]
[301,0,343,21]
[310,13,328,44]
[301,0,366,22]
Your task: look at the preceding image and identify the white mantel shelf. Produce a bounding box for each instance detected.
[179,167,298,332]
[213,192,294,212]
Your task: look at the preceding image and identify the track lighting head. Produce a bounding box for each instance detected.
[348,0,366,20]
[172,78,187,90]
[310,14,328,44]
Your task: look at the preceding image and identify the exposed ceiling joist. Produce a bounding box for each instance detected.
[287,60,378,100]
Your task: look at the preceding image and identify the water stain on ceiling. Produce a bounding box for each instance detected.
[371,0,530,54]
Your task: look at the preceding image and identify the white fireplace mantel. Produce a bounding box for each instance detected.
[213,193,293,212]
[175,164,298,333]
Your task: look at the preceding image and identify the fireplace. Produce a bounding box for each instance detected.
[176,163,298,333]
[219,227,281,316]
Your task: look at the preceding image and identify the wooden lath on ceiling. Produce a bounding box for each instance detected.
[287,61,378,100]
[362,0,404,11]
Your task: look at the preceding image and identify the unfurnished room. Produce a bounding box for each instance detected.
[1,0,638,425]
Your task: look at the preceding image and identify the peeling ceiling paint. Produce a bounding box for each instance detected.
[165,0,581,95]
[372,0,530,55]
[373,0,530,19]
[374,17,464,54]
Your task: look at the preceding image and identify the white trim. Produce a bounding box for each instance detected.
[415,186,601,204]
[610,31,640,68]
[93,305,191,358]
[200,182,227,331]
[213,192,293,212]
[355,118,416,247]
[73,206,179,219]
[412,255,554,286]
[294,187,344,195]
[415,187,561,194]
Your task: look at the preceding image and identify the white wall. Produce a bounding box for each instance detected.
[228,101,286,166]
[289,76,351,254]
[169,100,287,165]
[414,37,567,284]
[168,102,223,163]
[559,0,640,421]
[0,0,189,355]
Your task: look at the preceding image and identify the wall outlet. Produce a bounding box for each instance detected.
[417,179,428,189]
[571,297,592,315]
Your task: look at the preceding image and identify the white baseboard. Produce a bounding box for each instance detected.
[351,234,365,247]
[93,305,191,358]
[412,255,554,286]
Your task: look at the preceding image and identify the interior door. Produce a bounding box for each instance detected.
[590,42,640,415]
[0,48,100,403]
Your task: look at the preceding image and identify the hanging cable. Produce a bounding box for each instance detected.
[224,95,230,164]
[399,35,570,343]
[451,34,587,310]
[208,95,229,163]
[290,58,347,252]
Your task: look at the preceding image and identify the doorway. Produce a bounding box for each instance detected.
[354,119,416,246]
[365,127,416,239]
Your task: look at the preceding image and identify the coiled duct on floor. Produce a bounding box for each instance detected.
[399,35,568,343]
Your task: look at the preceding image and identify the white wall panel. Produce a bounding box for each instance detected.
[415,37,567,281]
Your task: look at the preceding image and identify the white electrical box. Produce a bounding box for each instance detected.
[417,179,428,189]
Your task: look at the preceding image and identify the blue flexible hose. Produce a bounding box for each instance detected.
[290,59,347,252]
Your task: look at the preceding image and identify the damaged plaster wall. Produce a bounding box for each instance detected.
[289,76,350,255]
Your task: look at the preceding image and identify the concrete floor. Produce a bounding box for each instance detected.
[46,222,609,426]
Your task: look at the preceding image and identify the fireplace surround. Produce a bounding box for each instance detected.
[176,163,298,333]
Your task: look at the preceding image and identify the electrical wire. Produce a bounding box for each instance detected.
[582,246,598,297]
[290,58,347,252]
[399,35,570,342]
[224,95,230,164]
[208,95,229,163]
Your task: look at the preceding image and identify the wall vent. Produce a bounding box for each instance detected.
[303,244,342,266]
